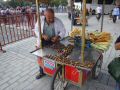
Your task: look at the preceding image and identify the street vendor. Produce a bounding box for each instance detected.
[34,8,66,79]
[34,8,66,48]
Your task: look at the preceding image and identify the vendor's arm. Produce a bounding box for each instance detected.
[115,36,120,50]
[55,18,66,39]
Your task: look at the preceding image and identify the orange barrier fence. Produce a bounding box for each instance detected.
[0,13,36,48]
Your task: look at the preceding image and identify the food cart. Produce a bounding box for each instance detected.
[32,0,111,90]
[32,37,103,90]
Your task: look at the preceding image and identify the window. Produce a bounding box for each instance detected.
[98,0,113,4]
[75,0,92,3]
[86,0,92,3]
[75,0,81,2]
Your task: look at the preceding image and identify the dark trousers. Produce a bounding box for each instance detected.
[39,66,44,74]
[113,15,117,23]
[96,13,101,21]
[38,40,53,74]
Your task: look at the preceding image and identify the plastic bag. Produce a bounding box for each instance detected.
[108,57,120,83]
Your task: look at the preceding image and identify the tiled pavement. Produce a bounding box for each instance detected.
[0,13,120,90]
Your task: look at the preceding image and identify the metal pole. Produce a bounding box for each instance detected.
[36,0,43,48]
[0,42,6,53]
[81,1,82,11]
[81,0,86,63]
[100,0,105,32]
[0,42,2,51]
[71,0,74,30]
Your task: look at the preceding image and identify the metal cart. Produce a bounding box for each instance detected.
[32,37,103,90]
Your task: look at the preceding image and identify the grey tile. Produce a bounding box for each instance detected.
[0,77,10,86]
[8,76,21,84]
[5,82,18,90]
[0,83,9,90]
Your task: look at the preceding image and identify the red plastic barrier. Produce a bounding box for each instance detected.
[0,13,36,46]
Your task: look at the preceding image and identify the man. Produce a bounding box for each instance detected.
[115,36,120,90]
[112,6,119,23]
[34,8,66,79]
[96,5,102,21]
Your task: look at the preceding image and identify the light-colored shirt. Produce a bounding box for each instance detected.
[112,7,119,16]
[43,21,55,38]
[34,16,66,47]
[96,6,102,14]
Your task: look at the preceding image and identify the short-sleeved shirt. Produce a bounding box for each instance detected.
[112,7,119,16]
[43,20,55,39]
[115,36,120,44]
[96,6,102,14]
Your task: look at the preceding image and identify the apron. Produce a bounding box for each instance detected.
[42,20,55,46]
[43,20,55,38]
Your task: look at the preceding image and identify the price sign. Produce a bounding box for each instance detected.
[44,59,55,70]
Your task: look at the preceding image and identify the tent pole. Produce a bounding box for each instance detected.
[71,0,74,31]
[36,0,43,48]
[100,0,105,32]
[81,1,82,11]
[81,0,86,63]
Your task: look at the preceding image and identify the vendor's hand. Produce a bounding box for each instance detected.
[51,36,60,43]
[42,35,49,41]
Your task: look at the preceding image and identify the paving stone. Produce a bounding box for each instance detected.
[0,67,6,73]
[29,65,38,71]
[28,80,41,89]
[20,69,31,77]
[0,72,5,78]
[99,73,110,85]
[18,75,30,83]
[107,76,116,87]
[11,67,23,73]
[0,77,10,86]
[27,76,36,83]
[0,83,9,90]
[2,71,13,79]
[15,81,31,90]
[28,68,38,76]
[96,87,105,90]
[104,86,115,90]
[88,87,97,90]
[23,84,34,90]
[65,84,80,90]
[8,76,21,84]
[5,82,19,90]
[0,78,3,81]
[4,66,15,71]
[10,71,22,78]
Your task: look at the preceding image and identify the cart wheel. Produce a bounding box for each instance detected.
[51,65,66,90]
[92,55,103,79]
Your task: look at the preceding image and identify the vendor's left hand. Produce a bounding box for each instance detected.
[51,36,60,43]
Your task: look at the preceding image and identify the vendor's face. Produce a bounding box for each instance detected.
[45,12,54,24]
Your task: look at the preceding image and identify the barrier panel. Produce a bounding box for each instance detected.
[0,42,6,53]
[0,13,36,47]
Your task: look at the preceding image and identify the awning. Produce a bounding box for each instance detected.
[38,0,49,4]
